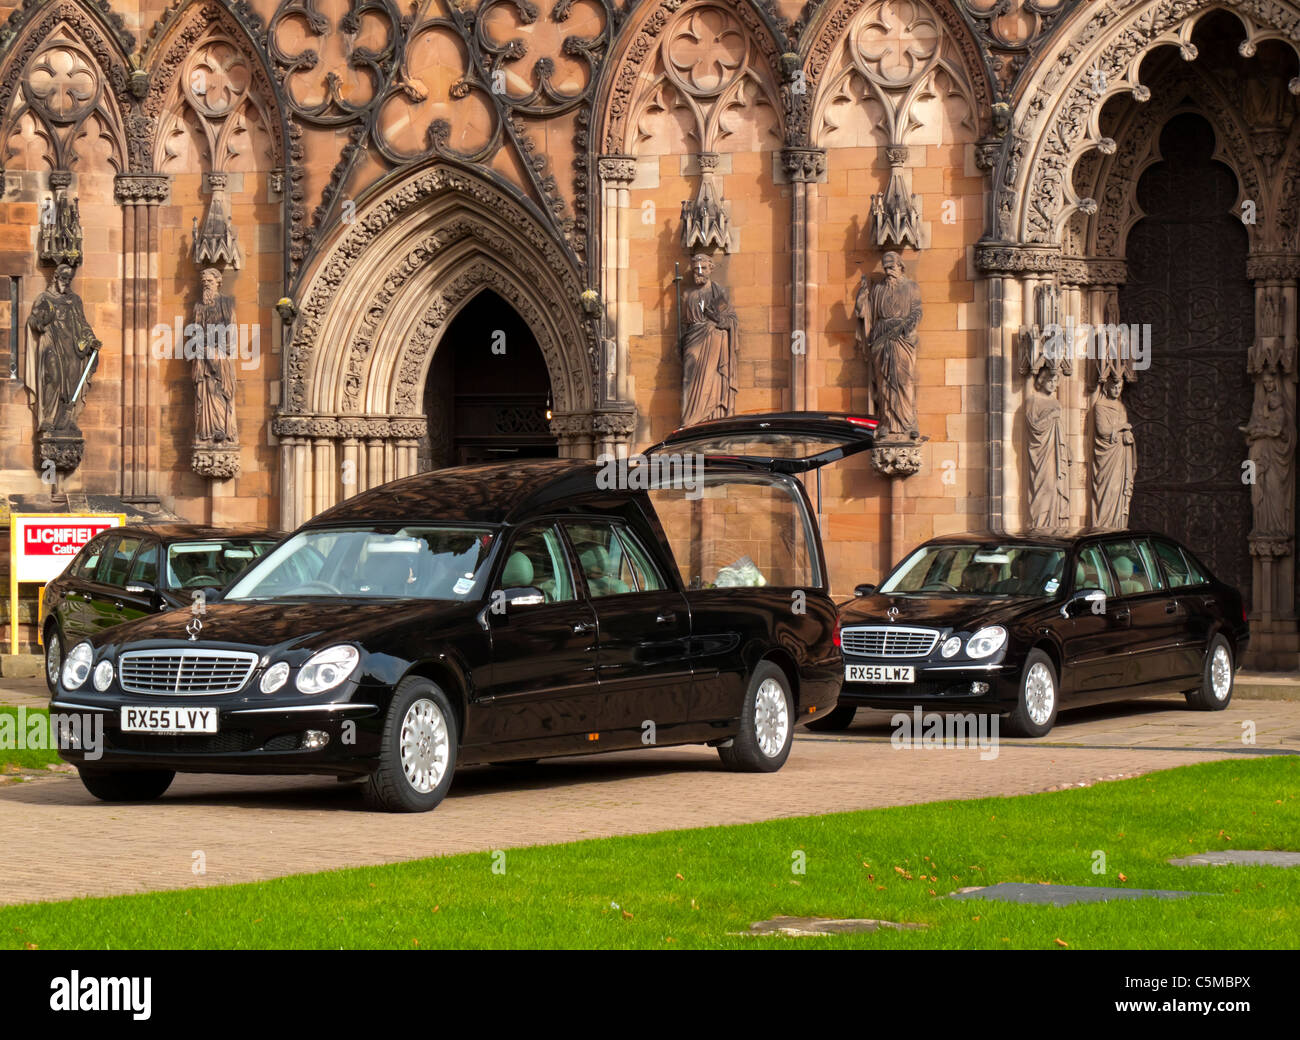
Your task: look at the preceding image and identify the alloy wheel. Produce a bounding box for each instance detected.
[754,677,789,758]
[1025,661,1055,727]
[399,697,450,794]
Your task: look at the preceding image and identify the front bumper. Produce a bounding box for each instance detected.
[50,687,385,776]
[838,658,1019,710]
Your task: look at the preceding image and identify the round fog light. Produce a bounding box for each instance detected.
[260,662,289,694]
[941,636,961,658]
[93,660,114,691]
[302,730,330,750]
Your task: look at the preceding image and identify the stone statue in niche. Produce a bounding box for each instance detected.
[1090,374,1136,529]
[1025,365,1071,531]
[680,253,738,427]
[854,251,922,440]
[26,263,101,471]
[192,267,238,446]
[1241,368,1295,538]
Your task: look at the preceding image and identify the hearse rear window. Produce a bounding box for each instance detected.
[648,474,818,590]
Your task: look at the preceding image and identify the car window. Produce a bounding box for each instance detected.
[1102,539,1154,595]
[565,521,638,597]
[1135,539,1165,591]
[647,473,818,589]
[1153,539,1192,589]
[100,535,142,588]
[1182,550,1210,585]
[1073,545,1116,597]
[881,543,1065,597]
[499,524,575,604]
[615,527,667,592]
[129,542,159,587]
[71,534,110,580]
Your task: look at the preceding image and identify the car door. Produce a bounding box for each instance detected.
[1099,537,1176,690]
[561,518,692,737]
[1057,542,1131,694]
[1152,537,1212,680]
[87,532,143,636]
[49,532,112,642]
[121,539,163,620]
[474,521,599,747]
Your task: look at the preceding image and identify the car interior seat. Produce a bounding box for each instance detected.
[1111,555,1148,594]
[501,551,535,591]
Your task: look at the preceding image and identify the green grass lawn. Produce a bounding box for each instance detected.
[0,705,61,772]
[3,757,1298,949]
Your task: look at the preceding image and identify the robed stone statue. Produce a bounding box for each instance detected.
[193,267,238,444]
[680,253,738,427]
[1026,365,1071,530]
[1241,368,1294,538]
[854,251,922,440]
[1090,374,1136,529]
[26,263,100,437]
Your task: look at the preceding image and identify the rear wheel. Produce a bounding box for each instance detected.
[805,702,857,732]
[44,625,62,694]
[363,678,458,812]
[1185,635,1233,711]
[717,662,794,772]
[1003,649,1058,737]
[78,768,175,802]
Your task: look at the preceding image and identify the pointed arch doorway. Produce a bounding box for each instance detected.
[419,290,558,471]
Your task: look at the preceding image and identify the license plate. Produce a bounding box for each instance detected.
[845,664,915,683]
[120,706,219,734]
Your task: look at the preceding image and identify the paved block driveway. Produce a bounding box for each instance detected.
[1,695,1296,906]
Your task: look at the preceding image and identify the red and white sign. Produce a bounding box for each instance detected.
[10,514,125,584]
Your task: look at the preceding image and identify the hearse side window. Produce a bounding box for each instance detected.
[1182,549,1210,586]
[647,474,818,590]
[500,524,575,604]
[1102,539,1155,595]
[615,527,667,592]
[1135,539,1165,591]
[564,521,639,597]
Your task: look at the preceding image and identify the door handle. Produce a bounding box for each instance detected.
[655,611,676,625]
[572,621,595,635]
[1165,601,1178,615]
[1114,608,1131,623]
[114,601,125,610]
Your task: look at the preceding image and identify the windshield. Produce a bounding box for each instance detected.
[224,526,497,601]
[166,539,276,590]
[880,543,1067,598]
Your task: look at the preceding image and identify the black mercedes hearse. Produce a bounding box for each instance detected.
[52,413,877,811]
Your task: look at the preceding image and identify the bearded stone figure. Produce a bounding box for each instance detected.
[854,251,922,440]
[1091,375,1136,529]
[680,253,738,427]
[1241,369,1294,537]
[193,267,238,445]
[1026,366,1071,530]
[26,263,100,436]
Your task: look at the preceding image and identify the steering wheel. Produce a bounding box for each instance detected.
[182,575,220,588]
[287,580,342,595]
[921,580,958,592]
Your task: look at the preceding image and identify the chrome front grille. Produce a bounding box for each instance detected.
[119,649,259,695]
[841,626,939,658]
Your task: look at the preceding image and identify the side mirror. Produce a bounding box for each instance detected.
[1061,588,1106,619]
[125,583,155,595]
[854,583,877,597]
[500,586,545,608]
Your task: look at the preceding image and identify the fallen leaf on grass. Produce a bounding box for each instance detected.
[1054,938,1069,947]
[24,942,37,950]
[621,910,634,920]
[675,873,684,881]
[1117,873,1127,882]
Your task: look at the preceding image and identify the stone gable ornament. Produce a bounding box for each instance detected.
[25,263,101,473]
[868,148,921,250]
[680,253,738,427]
[680,154,733,254]
[38,174,83,268]
[192,174,242,269]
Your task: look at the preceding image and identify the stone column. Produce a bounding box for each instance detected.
[782,148,826,413]
[598,156,636,405]
[593,411,637,460]
[550,413,593,460]
[114,173,170,503]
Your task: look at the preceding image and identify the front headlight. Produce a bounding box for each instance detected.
[966,626,1008,660]
[296,645,359,695]
[62,642,93,689]
[93,660,115,692]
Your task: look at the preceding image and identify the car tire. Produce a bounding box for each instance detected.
[44,624,62,694]
[78,768,175,802]
[1185,635,1233,711]
[717,661,794,772]
[805,702,857,732]
[363,677,458,813]
[1003,649,1058,738]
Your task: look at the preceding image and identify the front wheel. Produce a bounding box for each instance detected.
[363,678,458,812]
[44,626,62,694]
[718,662,794,772]
[78,768,175,802]
[1003,649,1058,737]
[805,702,857,732]
[1185,635,1233,711]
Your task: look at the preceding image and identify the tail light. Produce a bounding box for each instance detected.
[833,619,842,648]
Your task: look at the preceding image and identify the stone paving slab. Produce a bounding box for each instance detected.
[1169,851,1300,868]
[950,882,1210,906]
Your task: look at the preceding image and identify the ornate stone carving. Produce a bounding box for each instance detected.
[781,146,825,181]
[25,264,102,473]
[592,410,637,437]
[192,176,241,268]
[1241,367,1295,543]
[597,155,637,182]
[680,153,732,252]
[476,0,611,115]
[114,173,171,203]
[854,251,922,440]
[680,253,739,427]
[191,445,240,480]
[37,179,83,267]
[869,151,921,250]
[870,442,924,477]
[973,243,1059,274]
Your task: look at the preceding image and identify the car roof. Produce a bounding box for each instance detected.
[919,529,1180,550]
[113,523,284,542]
